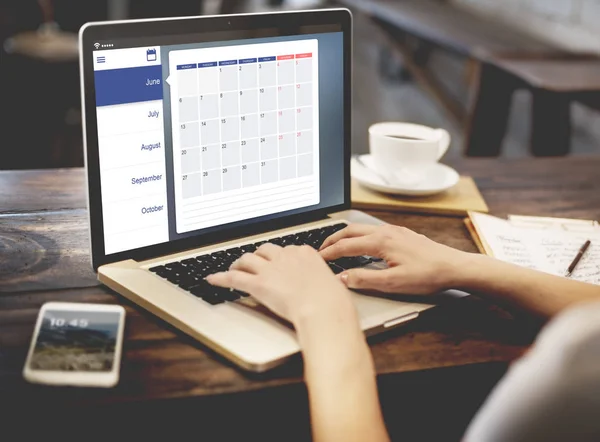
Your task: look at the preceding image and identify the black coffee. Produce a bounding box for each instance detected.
[385,135,425,141]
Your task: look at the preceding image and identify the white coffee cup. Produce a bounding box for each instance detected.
[369,122,450,186]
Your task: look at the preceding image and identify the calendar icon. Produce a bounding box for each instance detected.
[146,48,157,62]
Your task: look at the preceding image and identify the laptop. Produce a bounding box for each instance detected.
[79,8,434,372]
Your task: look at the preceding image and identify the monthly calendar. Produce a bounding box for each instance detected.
[168,40,320,233]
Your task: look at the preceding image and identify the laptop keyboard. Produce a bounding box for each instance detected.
[148,223,378,305]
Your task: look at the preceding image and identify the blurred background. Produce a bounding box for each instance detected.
[1,0,599,170]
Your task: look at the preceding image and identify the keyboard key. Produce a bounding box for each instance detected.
[155,270,170,279]
[222,257,236,266]
[280,234,296,246]
[181,258,197,267]
[313,236,328,249]
[178,276,202,290]
[294,235,306,245]
[184,260,203,271]
[295,231,309,242]
[225,247,242,258]
[165,262,185,272]
[268,237,284,246]
[198,267,216,277]
[149,265,165,273]
[322,227,335,236]
[212,251,227,259]
[189,282,209,297]
[211,263,228,273]
[332,256,372,270]
[332,223,348,232]
[318,223,348,248]
[355,256,373,266]
[303,230,323,249]
[328,262,345,274]
[165,273,183,284]
[190,281,226,305]
[220,289,241,302]
[201,294,226,305]
[332,257,356,270]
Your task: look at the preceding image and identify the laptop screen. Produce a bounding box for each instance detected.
[90,25,346,256]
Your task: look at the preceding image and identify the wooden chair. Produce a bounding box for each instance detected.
[334,0,599,156]
[469,56,600,156]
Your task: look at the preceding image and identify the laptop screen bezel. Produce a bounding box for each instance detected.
[80,9,352,270]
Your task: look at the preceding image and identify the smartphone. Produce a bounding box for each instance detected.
[23,302,126,388]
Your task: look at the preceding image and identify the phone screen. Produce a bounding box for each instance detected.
[29,309,122,372]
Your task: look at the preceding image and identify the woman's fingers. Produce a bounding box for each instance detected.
[255,243,283,260]
[207,270,258,293]
[339,268,400,293]
[319,235,381,261]
[320,224,378,251]
[230,252,268,274]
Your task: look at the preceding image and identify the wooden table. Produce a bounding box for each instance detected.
[3,158,600,440]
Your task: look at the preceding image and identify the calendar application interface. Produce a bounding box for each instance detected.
[92,32,341,256]
[168,40,320,233]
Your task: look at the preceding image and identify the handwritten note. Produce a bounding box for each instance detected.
[471,212,600,285]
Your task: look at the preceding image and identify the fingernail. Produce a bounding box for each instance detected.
[340,273,348,285]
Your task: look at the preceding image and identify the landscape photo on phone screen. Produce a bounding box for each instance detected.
[30,310,121,372]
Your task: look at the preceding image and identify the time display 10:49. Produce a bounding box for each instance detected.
[49,318,89,328]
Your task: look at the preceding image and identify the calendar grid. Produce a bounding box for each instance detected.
[176,57,315,199]
[294,52,298,178]
[275,57,280,182]
[237,60,241,189]
[171,40,320,233]
[176,80,312,100]
[256,59,262,185]
[195,62,203,196]
[217,63,224,193]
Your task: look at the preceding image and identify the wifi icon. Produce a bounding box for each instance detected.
[94,42,100,49]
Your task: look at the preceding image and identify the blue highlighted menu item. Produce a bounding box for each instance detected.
[95,65,163,106]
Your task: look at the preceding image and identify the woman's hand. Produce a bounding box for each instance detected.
[207,243,357,328]
[320,224,474,295]
[208,244,389,442]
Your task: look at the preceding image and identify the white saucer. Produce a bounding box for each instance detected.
[351,154,459,196]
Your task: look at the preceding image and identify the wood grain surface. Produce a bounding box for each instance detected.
[2,157,600,408]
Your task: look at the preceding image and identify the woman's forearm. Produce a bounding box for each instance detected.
[295,304,390,442]
[456,254,600,318]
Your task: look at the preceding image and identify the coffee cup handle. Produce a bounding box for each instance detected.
[436,129,451,160]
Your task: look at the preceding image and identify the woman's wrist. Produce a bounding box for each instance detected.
[292,286,357,332]
[445,251,492,290]
[293,294,366,366]
[450,252,508,292]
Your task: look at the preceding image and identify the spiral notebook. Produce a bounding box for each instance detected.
[465,212,600,284]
